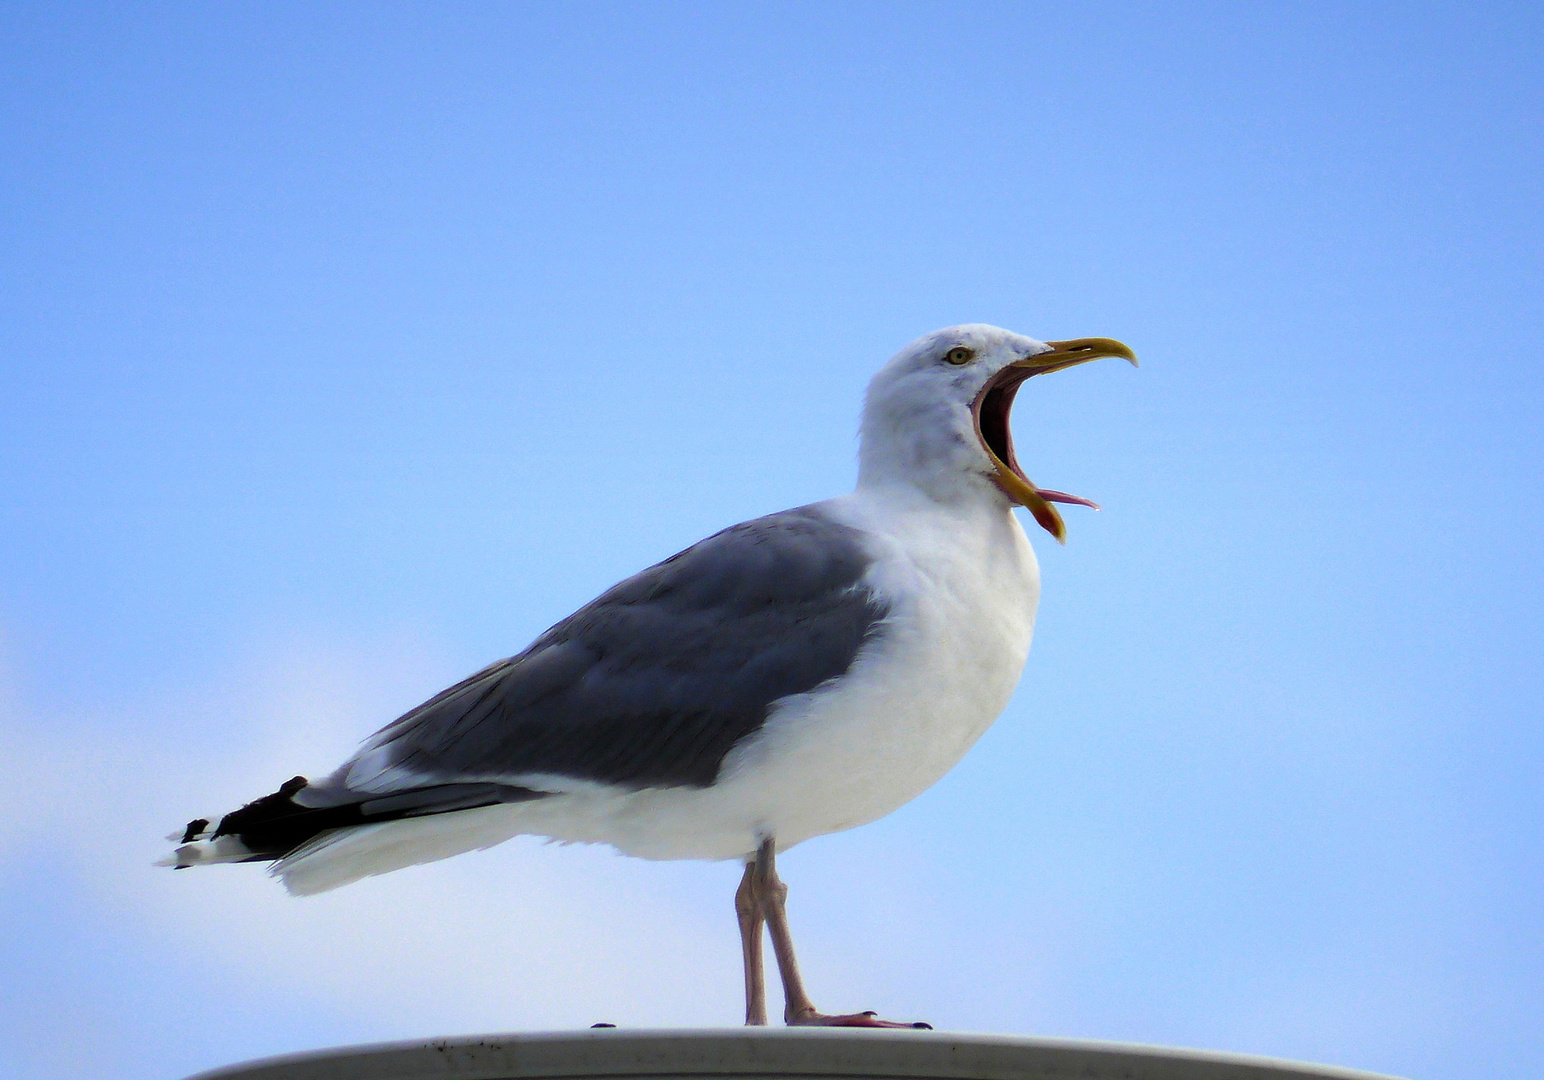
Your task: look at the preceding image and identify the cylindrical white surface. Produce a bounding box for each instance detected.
[186,1028,1409,1080]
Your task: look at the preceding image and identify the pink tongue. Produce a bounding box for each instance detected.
[1037,488,1101,511]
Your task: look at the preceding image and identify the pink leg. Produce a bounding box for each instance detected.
[736,862,769,1026]
[749,838,930,1029]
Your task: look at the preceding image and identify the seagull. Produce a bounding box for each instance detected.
[162,324,1135,1028]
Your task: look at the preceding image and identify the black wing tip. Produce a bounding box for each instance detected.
[206,776,542,861]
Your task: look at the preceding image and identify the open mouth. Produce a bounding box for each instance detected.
[970,337,1137,543]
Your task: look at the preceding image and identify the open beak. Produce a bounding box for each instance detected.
[970,337,1138,543]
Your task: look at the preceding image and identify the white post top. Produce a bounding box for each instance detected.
[186,1028,1409,1080]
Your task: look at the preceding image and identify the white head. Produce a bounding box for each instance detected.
[858,324,1136,542]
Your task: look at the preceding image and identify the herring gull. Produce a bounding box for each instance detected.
[162,324,1136,1027]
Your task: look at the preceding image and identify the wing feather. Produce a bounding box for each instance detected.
[331,505,888,794]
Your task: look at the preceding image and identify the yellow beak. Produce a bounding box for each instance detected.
[1028,337,1138,373]
[975,337,1138,543]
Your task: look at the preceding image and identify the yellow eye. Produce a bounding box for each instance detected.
[944,346,974,365]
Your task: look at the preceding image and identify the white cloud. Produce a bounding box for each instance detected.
[0,626,758,1069]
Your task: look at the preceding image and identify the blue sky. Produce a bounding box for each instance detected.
[1,3,1539,1078]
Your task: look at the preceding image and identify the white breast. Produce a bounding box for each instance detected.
[716,490,1040,846]
[479,491,1040,863]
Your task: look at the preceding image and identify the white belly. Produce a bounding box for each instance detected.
[524,495,1041,861]
[273,496,1041,893]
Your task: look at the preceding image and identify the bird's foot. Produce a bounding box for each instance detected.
[787,1008,931,1029]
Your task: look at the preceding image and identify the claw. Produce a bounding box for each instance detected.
[788,1009,931,1029]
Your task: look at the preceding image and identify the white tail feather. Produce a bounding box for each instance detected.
[155,833,254,868]
[273,802,529,896]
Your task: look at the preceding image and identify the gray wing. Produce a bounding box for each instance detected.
[338,505,888,793]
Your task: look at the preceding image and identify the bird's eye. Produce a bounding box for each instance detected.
[943,346,974,365]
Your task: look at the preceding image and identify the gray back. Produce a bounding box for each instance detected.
[350,506,888,791]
